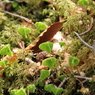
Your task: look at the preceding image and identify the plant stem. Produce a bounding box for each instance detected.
[1,10,34,24]
[74,32,93,49]
[74,75,92,81]
[58,77,69,88]
[79,17,93,36]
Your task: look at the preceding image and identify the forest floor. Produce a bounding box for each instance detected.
[0,0,95,95]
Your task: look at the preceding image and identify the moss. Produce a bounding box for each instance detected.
[56,0,76,18]
[63,77,76,95]
[63,14,90,33]
[0,78,4,95]
[0,24,22,48]
[0,13,37,48]
[3,60,37,91]
[0,12,7,31]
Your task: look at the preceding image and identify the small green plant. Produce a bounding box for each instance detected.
[40,69,50,80]
[35,22,47,32]
[77,0,89,5]
[27,84,36,93]
[18,27,31,39]
[0,60,9,68]
[59,42,66,47]
[58,75,67,80]
[0,44,13,57]
[69,56,80,67]
[39,42,53,53]
[10,87,27,95]
[44,84,63,95]
[42,57,56,69]
[36,79,44,87]
[11,1,20,10]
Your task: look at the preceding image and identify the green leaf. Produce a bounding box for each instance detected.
[44,84,55,93]
[53,87,63,95]
[0,60,9,67]
[15,88,26,95]
[77,0,89,5]
[36,79,44,87]
[40,70,50,80]
[27,84,36,93]
[18,27,30,39]
[69,56,80,67]
[58,75,66,80]
[39,42,53,53]
[59,42,66,47]
[10,89,17,95]
[35,22,47,31]
[44,84,63,95]
[12,1,20,10]
[0,44,13,57]
[42,57,56,69]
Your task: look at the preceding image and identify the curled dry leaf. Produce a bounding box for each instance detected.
[61,52,71,67]
[25,21,64,53]
[27,63,48,79]
[2,53,17,62]
[36,51,55,62]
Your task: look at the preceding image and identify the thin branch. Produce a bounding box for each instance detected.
[79,17,93,36]
[58,75,94,88]
[1,10,34,24]
[74,32,93,49]
[74,75,93,81]
[92,40,95,54]
[25,57,35,64]
[58,77,69,88]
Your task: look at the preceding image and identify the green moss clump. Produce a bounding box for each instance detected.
[0,12,37,48]
[2,60,37,93]
[63,77,76,95]
[0,12,7,31]
[56,0,76,18]
[0,24,22,48]
[0,78,4,95]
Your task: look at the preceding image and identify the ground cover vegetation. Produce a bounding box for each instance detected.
[0,0,95,95]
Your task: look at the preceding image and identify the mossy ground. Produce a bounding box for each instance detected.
[0,0,95,95]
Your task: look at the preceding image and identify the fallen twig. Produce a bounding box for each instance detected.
[58,77,69,88]
[74,75,92,81]
[1,10,34,24]
[74,32,93,49]
[58,75,94,88]
[79,17,93,36]
[74,32,95,54]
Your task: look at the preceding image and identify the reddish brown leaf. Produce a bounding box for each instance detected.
[25,21,64,53]
[3,53,18,62]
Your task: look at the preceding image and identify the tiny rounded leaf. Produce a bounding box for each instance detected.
[39,42,53,53]
[15,88,26,95]
[59,42,66,47]
[0,44,13,57]
[42,57,56,69]
[35,22,47,31]
[18,27,30,38]
[77,0,89,5]
[40,70,50,80]
[27,84,36,93]
[69,56,80,67]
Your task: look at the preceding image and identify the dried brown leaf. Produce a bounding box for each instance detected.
[25,21,64,52]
